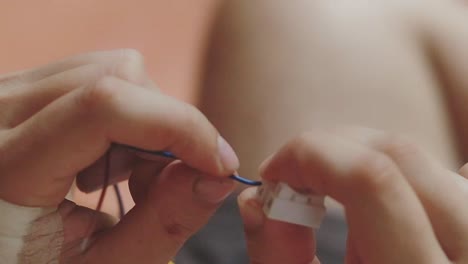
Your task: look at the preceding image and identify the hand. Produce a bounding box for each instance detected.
[0,49,239,263]
[239,127,468,264]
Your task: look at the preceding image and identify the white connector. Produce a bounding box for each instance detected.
[256,181,326,228]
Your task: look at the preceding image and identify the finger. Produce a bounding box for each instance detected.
[75,146,139,193]
[339,127,468,260]
[82,162,235,264]
[3,49,148,84]
[345,229,361,264]
[238,187,316,264]
[128,158,172,203]
[1,77,239,206]
[260,133,449,264]
[75,144,175,194]
[3,51,153,128]
[77,145,174,193]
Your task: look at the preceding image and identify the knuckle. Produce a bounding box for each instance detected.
[111,49,146,84]
[296,131,315,143]
[119,48,144,63]
[377,134,422,161]
[349,151,399,195]
[290,131,326,157]
[291,132,316,150]
[0,71,25,86]
[77,76,117,111]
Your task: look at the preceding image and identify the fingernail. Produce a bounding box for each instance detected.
[194,177,235,203]
[217,136,240,172]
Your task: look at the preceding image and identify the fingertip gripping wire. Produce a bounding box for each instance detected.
[229,174,262,186]
[120,144,262,186]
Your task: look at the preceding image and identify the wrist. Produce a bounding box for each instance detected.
[0,198,61,263]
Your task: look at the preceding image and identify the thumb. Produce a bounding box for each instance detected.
[238,188,320,264]
[83,161,235,264]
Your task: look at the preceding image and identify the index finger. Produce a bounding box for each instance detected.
[1,77,239,206]
[1,49,147,84]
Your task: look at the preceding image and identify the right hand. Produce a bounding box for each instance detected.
[239,128,468,264]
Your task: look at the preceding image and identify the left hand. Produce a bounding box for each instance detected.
[239,127,468,264]
[0,49,238,263]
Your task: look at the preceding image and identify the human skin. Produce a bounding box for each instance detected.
[200,0,468,182]
[0,0,220,216]
[239,127,468,263]
[0,50,239,263]
[2,0,468,262]
[197,0,468,263]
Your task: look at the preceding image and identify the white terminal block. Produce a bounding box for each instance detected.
[256,181,326,228]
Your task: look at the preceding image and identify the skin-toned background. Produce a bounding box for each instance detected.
[0,0,218,215]
[0,0,217,101]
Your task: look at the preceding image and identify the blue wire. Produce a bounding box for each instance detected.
[229,174,262,186]
[119,144,262,186]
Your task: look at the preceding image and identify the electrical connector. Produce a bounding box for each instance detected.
[256,181,326,228]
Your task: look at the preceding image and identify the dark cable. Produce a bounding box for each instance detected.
[113,184,125,219]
